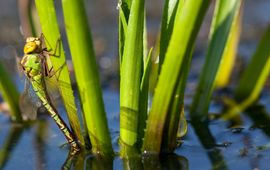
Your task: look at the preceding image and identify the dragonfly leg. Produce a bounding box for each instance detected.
[40,33,61,58]
[46,62,66,79]
[49,38,61,57]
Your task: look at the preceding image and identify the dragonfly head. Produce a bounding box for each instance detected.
[24,37,42,54]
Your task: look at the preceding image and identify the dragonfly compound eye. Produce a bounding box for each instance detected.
[24,41,38,54]
[26,37,36,43]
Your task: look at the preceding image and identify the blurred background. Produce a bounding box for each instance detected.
[1,0,270,90]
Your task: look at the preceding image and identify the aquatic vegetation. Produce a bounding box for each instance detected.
[1,0,270,166]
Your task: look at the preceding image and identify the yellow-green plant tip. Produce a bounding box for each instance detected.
[215,2,242,88]
[235,25,270,103]
[224,25,270,118]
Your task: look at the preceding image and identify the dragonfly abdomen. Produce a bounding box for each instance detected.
[31,78,80,154]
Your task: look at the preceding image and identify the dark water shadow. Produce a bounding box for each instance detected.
[190,117,227,170]
[33,119,48,170]
[61,151,188,170]
[0,117,52,170]
[142,153,188,170]
[245,104,270,136]
[62,152,113,170]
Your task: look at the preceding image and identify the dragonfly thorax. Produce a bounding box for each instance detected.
[21,54,42,78]
[24,37,42,54]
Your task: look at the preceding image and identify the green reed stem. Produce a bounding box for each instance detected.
[235,25,270,103]
[35,0,84,145]
[222,25,270,120]
[143,0,211,153]
[119,0,145,150]
[161,49,191,152]
[137,47,152,147]
[215,2,242,88]
[158,0,189,152]
[61,0,113,155]
[190,0,241,121]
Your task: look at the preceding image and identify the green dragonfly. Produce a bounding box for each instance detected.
[20,35,80,155]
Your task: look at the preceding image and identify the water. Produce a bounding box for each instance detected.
[1,89,270,170]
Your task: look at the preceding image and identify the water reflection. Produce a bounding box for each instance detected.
[190,117,227,170]
[60,151,188,170]
[84,154,113,170]
[61,151,85,170]
[245,104,270,136]
[61,152,114,170]
[0,123,24,170]
[34,119,48,170]
[142,154,188,170]
[1,100,270,169]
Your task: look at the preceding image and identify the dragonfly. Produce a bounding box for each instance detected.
[20,35,80,155]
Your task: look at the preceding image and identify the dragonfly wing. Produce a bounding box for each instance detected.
[43,57,73,107]
[44,75,78,115]
[19,79,42,120]
[0,46,37,118]
[44,76,62,107]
